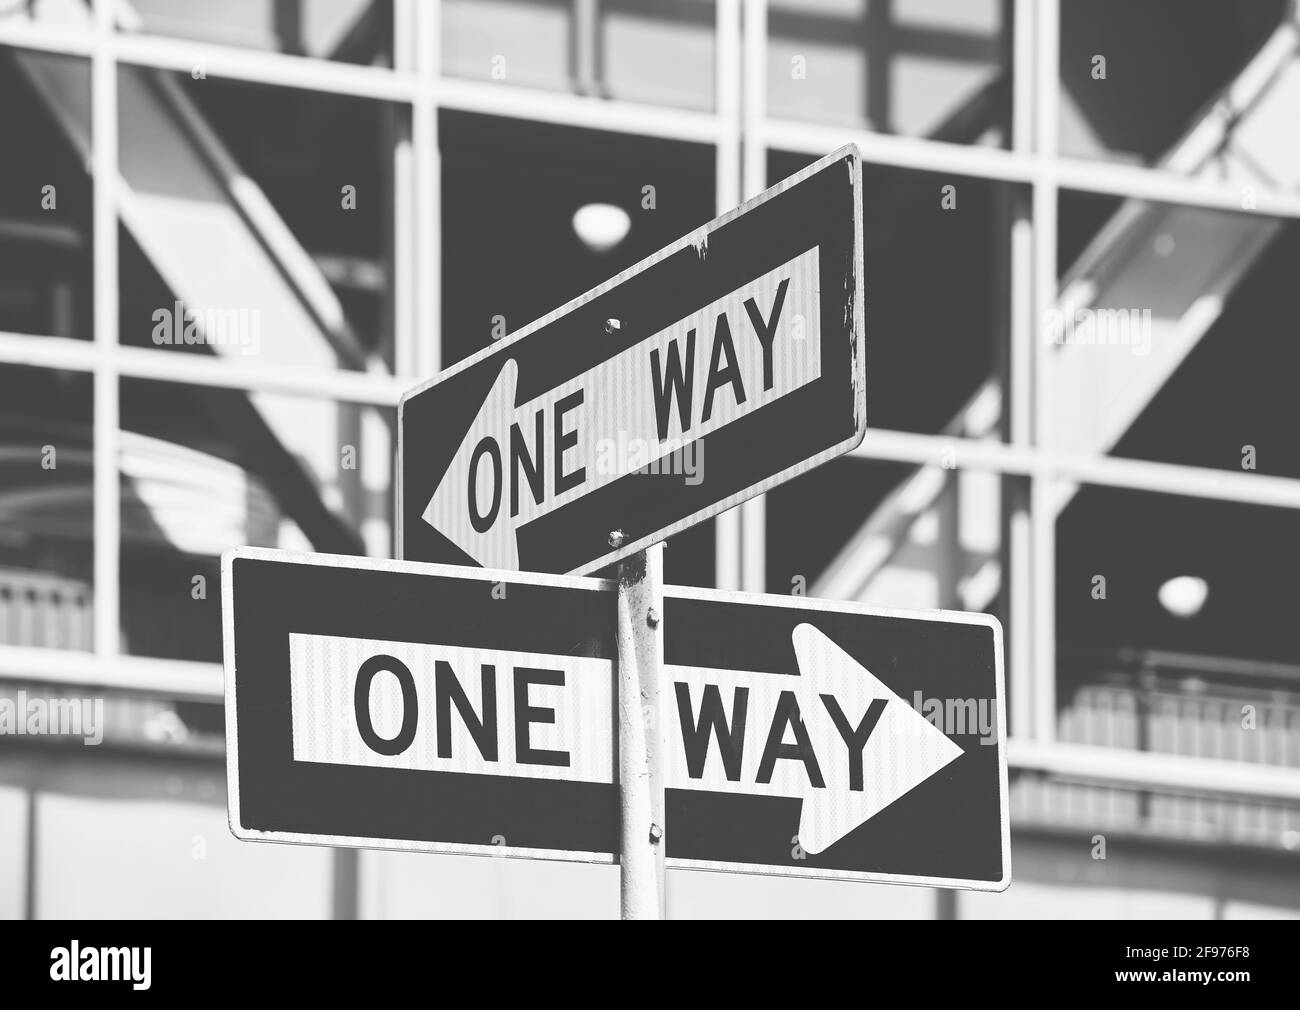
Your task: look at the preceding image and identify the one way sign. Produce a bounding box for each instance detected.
[399,145,865,575]
[664,584,1008,885]
[224,549,1008,889]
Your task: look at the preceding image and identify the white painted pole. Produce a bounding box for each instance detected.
[612,533,665,920]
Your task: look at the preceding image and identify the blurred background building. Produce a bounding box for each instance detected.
[2,0,1300,918]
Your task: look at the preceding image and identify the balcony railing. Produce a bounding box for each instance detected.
[1015,648,1300,847]
[0,567,92,652]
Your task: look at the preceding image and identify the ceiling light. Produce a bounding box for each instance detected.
[1157,575,1208,619]
[572,203,631,254]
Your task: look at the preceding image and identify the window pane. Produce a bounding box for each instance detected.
[119,377,394,662]
[1046,481,1300,848]
[442,0,717,111]
[116,70,397,376]
[122,0,393,66]
[1052,192,1295,478]
[781,458,1010,616]
[768,0,1009,146]
[0,51,93,341]
[0,365,94,652]
[771,150,1016,439]
[1058,0,1291,184]
[439,110,716,368]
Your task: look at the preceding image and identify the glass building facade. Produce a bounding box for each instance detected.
[1,0,1299,918]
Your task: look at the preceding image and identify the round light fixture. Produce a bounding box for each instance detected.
[1157,575,1208,619]
[572,202,631,254]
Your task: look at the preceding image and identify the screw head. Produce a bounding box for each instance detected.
[608,529,627,548]
[604,318,622,334]
[649,823,663,844]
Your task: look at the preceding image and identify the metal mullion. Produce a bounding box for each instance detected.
[91,0,119,660]
[0,332,407,404]
[0,20,95,56]
[716,0,741,214]
[1009,739,1300,804]
[110,30,418,102]
[712,0,744,592]
[391,1,418,380]
[761,121,1300,220]
[736,0,767,594]
[0,22,727,149]
[1006,0,1036,745]
[764,118,1037,184]
[847,428,1300,510]
[1008,177,1035,748]
[1030,0,1060,745]
[0,645,222,700]
[416,0,441,380]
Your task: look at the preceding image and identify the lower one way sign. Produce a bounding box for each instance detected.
[224,548,1009,890]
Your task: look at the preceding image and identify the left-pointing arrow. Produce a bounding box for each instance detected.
[420,248,822,570]
[422,357,524,570]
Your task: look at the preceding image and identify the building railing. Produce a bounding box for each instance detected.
[1014,649,1300,847]
[0,567,93,652]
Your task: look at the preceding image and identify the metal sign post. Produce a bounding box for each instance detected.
[612,534,665,920]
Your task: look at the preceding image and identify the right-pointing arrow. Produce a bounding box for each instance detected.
[667,623,965,855]
[790,623,964,854]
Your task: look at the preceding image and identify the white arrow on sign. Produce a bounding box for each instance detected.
[422,248,822,569]
[287,622,962,853]
[669,624,964,854]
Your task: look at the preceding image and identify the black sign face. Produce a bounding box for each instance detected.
[398,145,865,576]
[225,550,1008,889]
[662,585,1009,889]
[224,550,622,862]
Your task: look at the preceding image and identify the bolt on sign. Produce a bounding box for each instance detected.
[224,549,1009,889]
[399,144,865,575]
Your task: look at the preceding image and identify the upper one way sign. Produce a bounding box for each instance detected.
[399,145,865,575]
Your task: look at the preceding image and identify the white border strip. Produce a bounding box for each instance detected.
[1011,740,1300,804]
[0,332,408,405]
